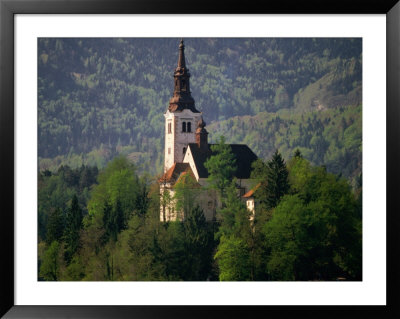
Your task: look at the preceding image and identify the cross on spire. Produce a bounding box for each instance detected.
[177,39,186,69]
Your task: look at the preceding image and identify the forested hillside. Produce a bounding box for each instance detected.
[208,104,362,186]
[38,38,362,179]
[38,38,362,282]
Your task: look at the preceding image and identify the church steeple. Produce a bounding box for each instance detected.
[168,39,200,113]
[177,39,186,69]
[164,40,203,173]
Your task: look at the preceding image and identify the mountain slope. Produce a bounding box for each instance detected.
[38,38,362,177]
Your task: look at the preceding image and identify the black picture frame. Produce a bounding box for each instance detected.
[1,0,399,318]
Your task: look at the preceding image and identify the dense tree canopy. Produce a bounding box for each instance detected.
[38,151,361,281]
[263,155,361,280]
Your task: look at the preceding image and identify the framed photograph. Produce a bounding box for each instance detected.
[1,0,399,318]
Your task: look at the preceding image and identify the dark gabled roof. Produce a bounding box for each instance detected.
[187,143,258,179]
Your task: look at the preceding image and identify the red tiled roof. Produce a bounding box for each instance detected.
[243,183,261,198]
[159,162,195,185]
[159,163,177,183]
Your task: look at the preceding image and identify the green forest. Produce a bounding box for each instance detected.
[38,38,362,281]
[38,148,361,281]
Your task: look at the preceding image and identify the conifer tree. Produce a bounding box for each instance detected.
[102,199,124,243]
[182,205,213,280]
[64,194,83,264]
[293,148,302,158]
[102,199,113,242]
[214,181,254,281]
[264,150,290,209]
[251,151,290,211]
[46,207,65,245]
[113,199,125,239]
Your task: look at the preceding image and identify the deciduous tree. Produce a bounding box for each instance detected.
[204,136,237,202]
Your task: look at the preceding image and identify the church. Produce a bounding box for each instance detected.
[159,40,258,222]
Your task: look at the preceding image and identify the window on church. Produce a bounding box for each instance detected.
[181,79,186,90]
[187,122,191,132]
[182,122,186,132]
[168,122,172,134]
[168,148,171,154]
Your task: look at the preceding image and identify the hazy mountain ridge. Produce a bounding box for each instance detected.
[38,38,362,177]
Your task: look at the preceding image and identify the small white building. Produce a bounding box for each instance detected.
[242,183,261,222]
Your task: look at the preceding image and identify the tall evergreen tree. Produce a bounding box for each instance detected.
[264,150,290,209]
[46,207,65,245]
[251,151,290,211]
[102,199,113,243]
[182,205,213,280]
[214,181,256,281]
[114,199,124,234]
[102,199,124,242]
[64,194,83,264]
[135,176,150,217]
[293,148,303,158]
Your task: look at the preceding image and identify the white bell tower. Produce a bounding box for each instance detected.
[164,40,202,172]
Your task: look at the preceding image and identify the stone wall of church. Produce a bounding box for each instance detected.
[164,112,175,173]
[173,109,201,164]
[196,188,218,221]
[159,186,181,222]
[159,178,257,222]
[159,185,218,222]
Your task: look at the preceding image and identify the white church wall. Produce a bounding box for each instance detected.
[164,111,175,172]
[164,109,202,173]
[159,184,218,222]
[159,186,182,222]
[173,109,201,164]
[183,147,200,181]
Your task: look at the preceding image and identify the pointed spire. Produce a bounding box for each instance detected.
[177,39,186,69]
[168,39,199,113]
